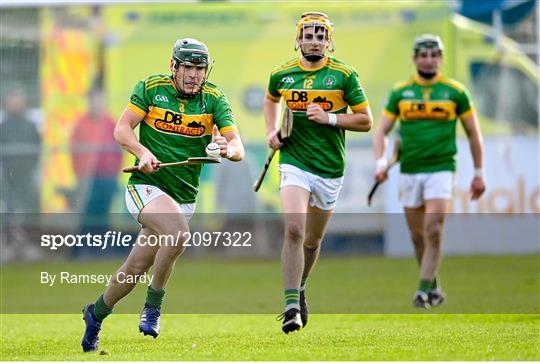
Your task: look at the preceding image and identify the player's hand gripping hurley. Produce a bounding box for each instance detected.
[123,157,221,173]
[367,139,400,206]
[253,108,294,192]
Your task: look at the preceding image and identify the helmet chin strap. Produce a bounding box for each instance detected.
[303,54,324,62]
[417,70,437,80]
[301,50,324,63]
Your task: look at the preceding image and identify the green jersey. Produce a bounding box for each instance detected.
[267,57,369,178]
[384,74,474,174]
[127,74,238,203]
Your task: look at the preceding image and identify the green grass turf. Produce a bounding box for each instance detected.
[1,255,538,313]
[1,314,539,360]
[1,255,539,360]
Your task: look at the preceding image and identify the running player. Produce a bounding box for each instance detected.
[264,12,372,333]
[374,34,485,308]
[81,38,244,352]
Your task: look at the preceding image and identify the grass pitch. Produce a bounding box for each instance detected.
[1,255,539,360]
[1,314,538,360]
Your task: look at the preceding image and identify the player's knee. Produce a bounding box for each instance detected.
[424,221,443,244]
[304,237,322,250]
[124,260,151,278]
[165,230,189,256]
[410,231,424,246]
[148,227,189,257]
[156,243,186,261]
[164,225,189,243]
[284,223,304,244]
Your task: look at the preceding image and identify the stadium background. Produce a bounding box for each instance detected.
[0,1,539,360]
[1,1,538,254]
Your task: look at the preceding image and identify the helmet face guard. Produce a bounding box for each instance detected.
[412,34,444,80]
[295,12,334,62]
[171,38,213,98]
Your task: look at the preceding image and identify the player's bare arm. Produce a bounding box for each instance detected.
[263,94,283,150]
[113,107,160,174]
[374,114,396,182]
[305,103,372,132]
[460,111,486,200]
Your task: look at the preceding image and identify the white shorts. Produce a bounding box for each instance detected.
[399,171,454,208]
[279,163,344,210]
[125,184,196,224]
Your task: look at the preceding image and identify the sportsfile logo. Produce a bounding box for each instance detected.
[40,231,252,251]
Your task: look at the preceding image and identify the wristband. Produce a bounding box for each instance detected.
[327,113,337,126]
[375,157,388,171]
[474,168,483,177]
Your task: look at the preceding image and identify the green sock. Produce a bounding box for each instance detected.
[93,294,113,322]
[431,277,439,290]
[284,288,300,310]
[300,277,307,292]
[418,279,432,293]
[146,286,165,309]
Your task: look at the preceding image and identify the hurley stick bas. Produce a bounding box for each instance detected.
[253,107,294,192]
[123,157,221,173]
[367,139,400,206]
